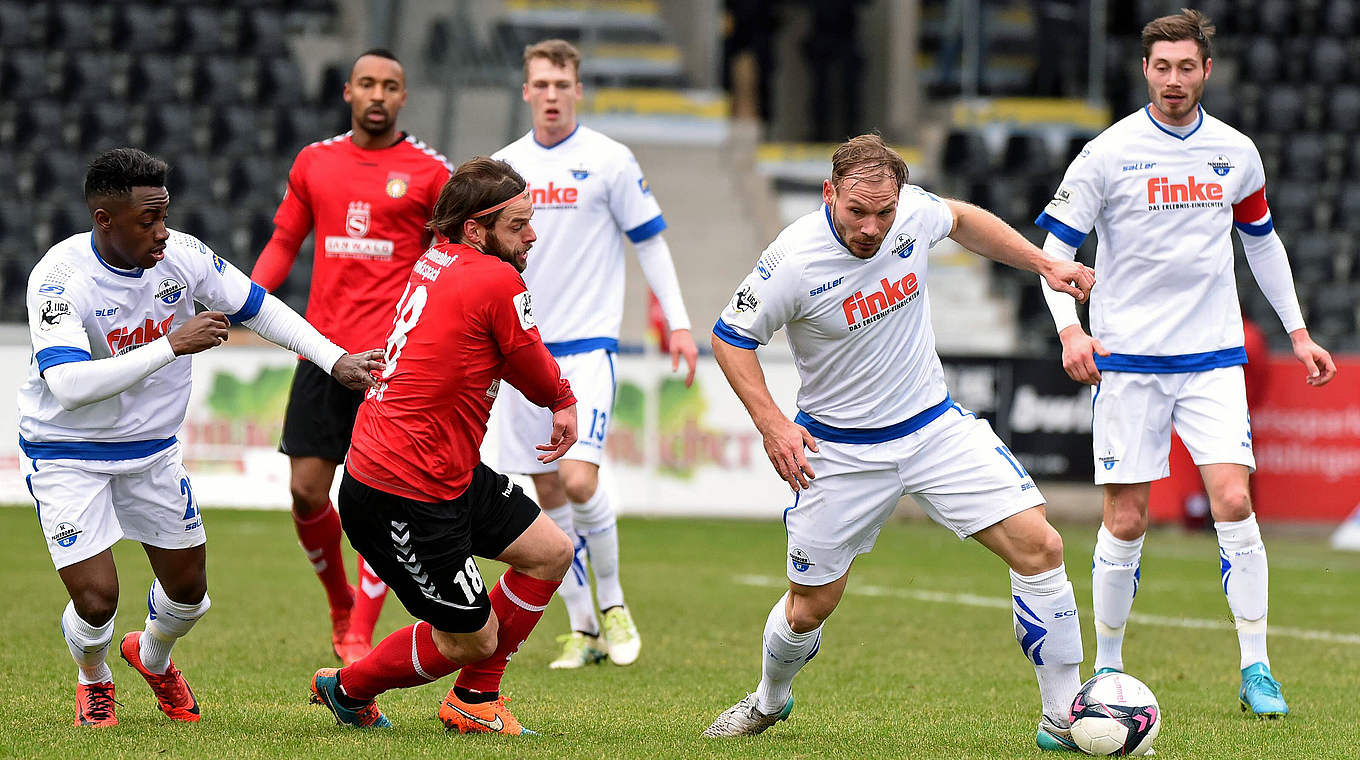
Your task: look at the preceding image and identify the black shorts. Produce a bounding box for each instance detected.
[336,465,541,633]
[280,359,364,462]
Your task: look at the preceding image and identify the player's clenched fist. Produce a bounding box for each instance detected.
[331,349,386,390]
[168,311,230,355]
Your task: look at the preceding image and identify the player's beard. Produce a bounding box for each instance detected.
[484,233,529,272]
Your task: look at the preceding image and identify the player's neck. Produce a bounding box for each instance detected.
[90,232,137,271]
[533,121,578,148]
[1147,102,1200,128]
[350,126,403,150]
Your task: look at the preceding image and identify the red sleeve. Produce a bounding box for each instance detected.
[250,227,306,291]
[252,152,315,290]
[484,270,574,411]
[1232,184,1269,223]
[504,344,576,412]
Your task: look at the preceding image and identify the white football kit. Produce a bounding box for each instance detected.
[716,187,1043,585]
[493,125,688,472]
[1038,105,1305,483]
[21,230,266,568]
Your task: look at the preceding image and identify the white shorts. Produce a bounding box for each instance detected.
[784,405,1046,585]
[497,349,616,474]
[1092,366,1255,485]
[24,442,206,570]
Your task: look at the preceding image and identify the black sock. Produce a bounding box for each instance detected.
[454,686,498,704]
[334,680,369,710]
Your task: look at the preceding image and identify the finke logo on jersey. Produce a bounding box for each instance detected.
[107,316,175,355]
[156,278,185,305]
[734,284,760,313]
[842,273,920,330]
[529,182,578,206]
[890,233,916,259]
[789,547,815,573]
[1145,176,1223,209]
[38,299,71,331]
[1208,154,1235,176]
[346,201,371,238]
[50,521,82,548]
[513,291,536,330]
[570,165,590,180]
[386,171,410,198]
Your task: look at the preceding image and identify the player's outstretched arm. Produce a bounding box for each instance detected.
[239,293,349,377]
[1288,328,1338,387]
[711,334,817,491]
[330,349,385,391]
[945,199,1094,303]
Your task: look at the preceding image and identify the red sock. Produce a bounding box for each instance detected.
[339,622,460,701]
[347,555,389,644]
[293,504,351,612]
[454,570,561,694]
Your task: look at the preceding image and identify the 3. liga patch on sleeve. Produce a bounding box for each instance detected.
[513,290,536,331]
[38,298,73,331]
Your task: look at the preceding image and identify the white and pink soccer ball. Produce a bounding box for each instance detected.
[1069,672,1161,756]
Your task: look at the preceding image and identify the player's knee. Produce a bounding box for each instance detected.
[289,485,331,515]
[1214,488,1252,522]
[1034,526,1066,570]
[541,527,575,580]
[1104,505,1148,541]
[561,477,597,506]
[71,589,118,627]
[787,593,836,632]
[159,576,208,606]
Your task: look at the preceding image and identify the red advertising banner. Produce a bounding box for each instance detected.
[1151,355,1360,523]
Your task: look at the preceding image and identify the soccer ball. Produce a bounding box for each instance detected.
[1069,672,1161,756]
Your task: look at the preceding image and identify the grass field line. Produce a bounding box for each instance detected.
[734,574,1360,646]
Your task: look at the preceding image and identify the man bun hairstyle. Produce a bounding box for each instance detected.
[523,38,581,81]
[429,157,528,242]
[1142,8,1215,63]
[831,133,909,191]
[84,147,169,202]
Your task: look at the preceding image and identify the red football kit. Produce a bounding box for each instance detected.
[251,132,452,353]
[346,242,576,501]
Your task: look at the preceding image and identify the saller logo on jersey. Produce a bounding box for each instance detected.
[843,274,920,330]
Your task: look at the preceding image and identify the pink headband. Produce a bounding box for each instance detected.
[472,189,530,219]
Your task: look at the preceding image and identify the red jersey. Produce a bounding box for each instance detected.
[346,242,576,501]
[252,132,452,353]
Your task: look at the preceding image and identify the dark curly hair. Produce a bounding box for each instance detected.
[83,147,168,202]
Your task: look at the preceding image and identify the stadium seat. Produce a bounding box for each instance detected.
[316,63,348,106]
[1260,88,1305,133]
[1001,133,1052,179]
[0,1,37,48]
[1308,282,1358,336]
[208,108,265,158]
[194,57,246,105]
[33,154,88,202]
[166,155,217,206]
[178,207,234,256]
[228,155,284,205]
[4,50,53,103]
[241,8,286,55]
[12,100,67,151]
[1324,0,1358,37]
[115,4,173,53]
[1287,231,1337,285]
[1241,37,1281,86]
[60,51,120,105]
[129,55,186,105]
[1334,181,1360,233]
[1270,181,1319,232]
[48,2,111,50]
[177,7,235,55]
[1310,37,1348,85]
[1259,0,1296,36]
[144,102,197,156]
[260,58,306,106]
[76,101,135,153]
[942,130,992,181]
[1328,85,1360,132]
[1278,132,1327,181]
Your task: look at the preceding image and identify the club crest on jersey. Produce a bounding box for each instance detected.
[156,278,185,305]
[891,233,916,259]
[386,172,410,198]
[734,284,760,313]
[50,521,82,548]
[570,165,590,180]
[789,547,815,573]
[346,201,371,238]
[1208,154,1235,176]
[38,299,71,331]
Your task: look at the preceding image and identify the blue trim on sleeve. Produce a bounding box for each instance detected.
[1094,346,1247,373]
[1234,218,1274,237]
[625,214,667,243]
[543,337,619,356]
[20,435,178,461]
[227,282,266,325]
[1035,211,1089,248]
[90,239,143,278]
[1143,104,1204,141]
[794,394,953,444]
[712,319,760,349]
[35,346,92,374]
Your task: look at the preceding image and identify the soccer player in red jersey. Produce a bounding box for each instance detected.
[251,49,453,665]
[308,157,577,735]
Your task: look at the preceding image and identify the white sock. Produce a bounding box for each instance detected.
[62,601,114,685]
[1091,524,1143,672]
[753,593,821,715]
[545,504,600,636]
[1215,513,1270,669]
[1012,565,1083,726]
[573,489,624,611]
[142,580,211,674]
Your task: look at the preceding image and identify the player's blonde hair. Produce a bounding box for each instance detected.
[429,157,527,241]
[1142,8,1215,64]
[523,39,581,82]
[831,134,909,191]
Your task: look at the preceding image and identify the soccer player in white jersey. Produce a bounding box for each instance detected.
[702,135,1098,751]
[21,148,383,727]
[1035,9,1336,719]
[492,39,698,669]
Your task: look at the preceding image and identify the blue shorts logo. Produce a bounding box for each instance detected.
[51,521,82,548]
[789,547,815,573]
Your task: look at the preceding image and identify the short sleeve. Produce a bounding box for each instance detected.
[608,147,666,243]
[176,232,266,324]
[27,266,92,375]
[903,185,955,245]
[1035,141,1105,248]
[483,271,543,357]
[714,244,800,348]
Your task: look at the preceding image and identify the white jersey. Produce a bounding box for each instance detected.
[494,125,665,353]
[715,186,956,438]
[20,230,263,457]
[1037,105,1270,371]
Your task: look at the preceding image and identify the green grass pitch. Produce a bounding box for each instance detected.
[3,506,1358,759]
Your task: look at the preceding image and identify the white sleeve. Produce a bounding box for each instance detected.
[241,293,347,374]
[1239,229,1306,333]
[44,337,178,411]
[172,231,264,323]
[633,233,691,331]
[1040,234,1081,333]
[1035,140,1105,248]
[609,147,667,243]
[714,241,800,347]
